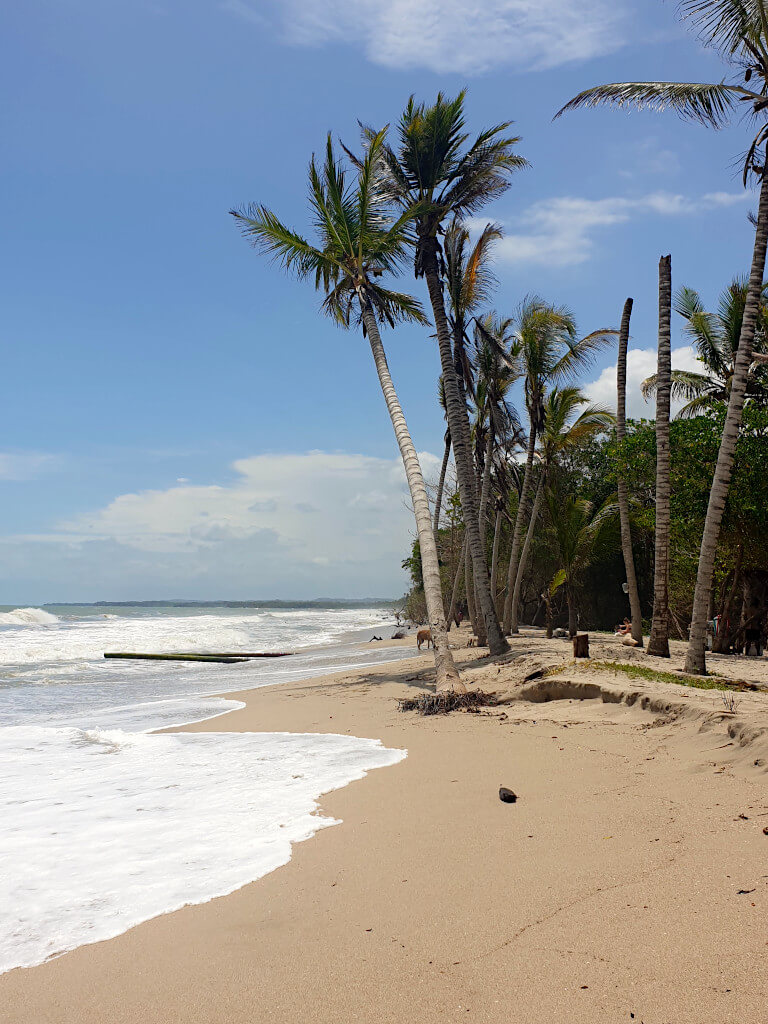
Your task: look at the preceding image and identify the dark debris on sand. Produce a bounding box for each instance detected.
[397,691,499,716]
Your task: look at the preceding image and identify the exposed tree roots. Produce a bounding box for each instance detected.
[397,691,499,716]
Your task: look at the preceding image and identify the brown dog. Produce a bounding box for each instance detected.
[416,628,433,650]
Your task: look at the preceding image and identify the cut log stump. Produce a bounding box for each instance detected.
[572,633,590,659]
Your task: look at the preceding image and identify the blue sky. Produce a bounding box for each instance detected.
[0,0,759,602]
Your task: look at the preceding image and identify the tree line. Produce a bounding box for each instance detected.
[232,0,768,690]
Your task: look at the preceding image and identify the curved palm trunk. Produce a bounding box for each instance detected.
[616,297,644,647]
[433,432,451,543]
[511,467,546,627]
[490,504,503,616]
[422,254,509,656]
[360,301,463,691]
[685,164,768,674]
[647,257,672,658]
[503,428,537,634]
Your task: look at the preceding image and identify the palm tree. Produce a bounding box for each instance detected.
[432,377,451,543]
[511,387,614,627]
[472,313,523,530]
[545,488,618,637]
[556,0,768,674]
[503,298,613,634]
[616,298,645,646]
[642,279,768,416]
[647,256,673,658]
[380,93,527,656]
[230,131,464,692]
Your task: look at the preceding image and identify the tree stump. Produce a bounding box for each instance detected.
[573,633,590,658]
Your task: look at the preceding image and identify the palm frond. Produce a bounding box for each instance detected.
[555,80,751,127]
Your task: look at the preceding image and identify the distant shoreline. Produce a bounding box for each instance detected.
[41,598,399,610]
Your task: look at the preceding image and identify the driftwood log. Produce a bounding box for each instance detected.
[572,633,590,658]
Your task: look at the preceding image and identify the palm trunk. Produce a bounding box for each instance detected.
[360,300,463,691]
[685,162,768,674]
[422,250,508,656]
[511,467,546,628]
[647,257,672,658]
[478,427,494,530]
[447,532,467,629]
[490,504,503,616]
[616,297,644,647]
[503,427,537,634]
[433,431,451,543]
[464,540,479,639]
[567,583,577,638]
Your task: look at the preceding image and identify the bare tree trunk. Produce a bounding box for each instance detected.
[503,428,537,634]
[478,428,494,530]
[433,431,451,543]
[490,503,503,616]
[447,532,467,629]
[685,162,768,673]
[713,544,743,654]
[422,252,508,656]
[616,297,644,647]
[647,256,672,658]
[511,467,545,630]
[360,301,463,691]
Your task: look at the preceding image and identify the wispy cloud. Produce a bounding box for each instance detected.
[0,452,59,481]
[489,190,749,267]
[228,0,633,74]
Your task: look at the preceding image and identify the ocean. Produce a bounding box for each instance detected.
[0,603,411,974]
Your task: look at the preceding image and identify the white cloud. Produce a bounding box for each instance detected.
[234,0,631,74]
[617,137,681,179]
[0,451,442,598]
[491,190,749,268]
[584,344,702,419]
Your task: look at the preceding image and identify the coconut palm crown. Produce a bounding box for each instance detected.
[231,130,426,331]
[642,279,768,416]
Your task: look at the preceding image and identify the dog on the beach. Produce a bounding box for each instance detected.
[416,628,433,650]
[466,637,477,647]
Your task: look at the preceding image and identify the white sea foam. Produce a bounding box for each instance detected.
[0,724,405,974]
[0,607,59,626]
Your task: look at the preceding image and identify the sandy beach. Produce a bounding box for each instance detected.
[2,628,767,1024]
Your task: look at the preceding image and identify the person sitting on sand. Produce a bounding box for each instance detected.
[615,618,631,636]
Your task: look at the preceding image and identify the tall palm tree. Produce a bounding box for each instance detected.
[511,387,614,627]
[473,313,523,530]
[503,298,613,634]
[380,93,527,656]
[230,131,464,692]
[642,279,768,416]
[647,256,673,658]
[616,298,645,646]
[556,0,768,674]
[432,377,451,543]
[545,488,618,638]
[443,219,502,645]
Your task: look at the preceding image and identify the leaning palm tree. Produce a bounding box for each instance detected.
[503,299,614,634]
[510,387,614,628]
[379,93,527,656]
[230,131,463,692]
[556,0,768,674]
[432,377,451,543]
[642,279,768,416]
